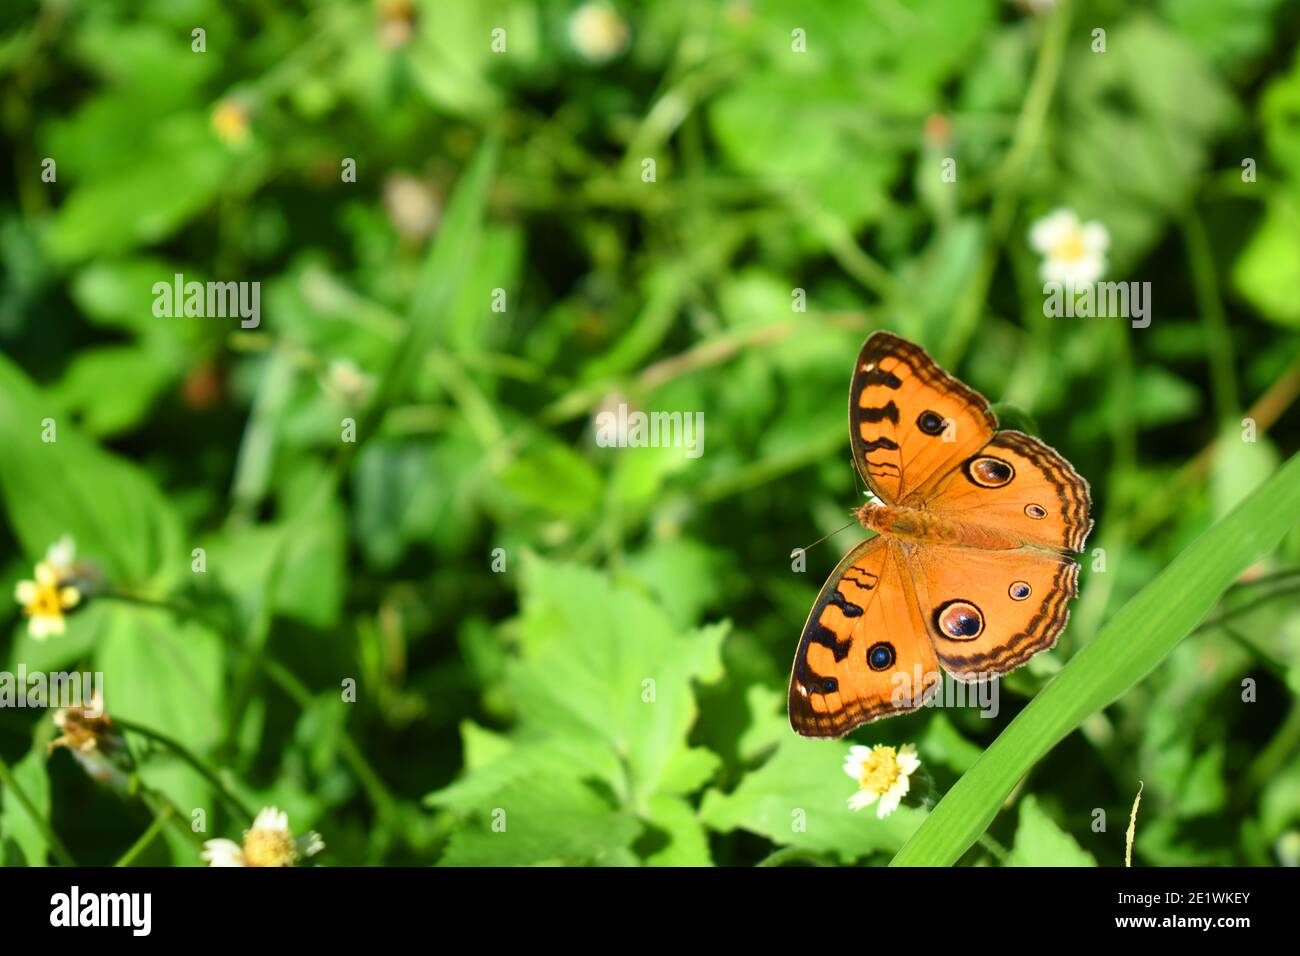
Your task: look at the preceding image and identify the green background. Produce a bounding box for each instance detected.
[1,0,1299,866]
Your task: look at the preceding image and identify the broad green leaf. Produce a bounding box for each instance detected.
[0,739,51,866]
[644,794,713,867]
[496,439,604,522]
[52,344,178,437]
[96,607,225,752]
[0,354,183,585]
[44,113,232,262]
[435,773,641,867]
[1232,189,1300,327]
[1007,796,1098,867]
[508,559,726,806]
[700,731,926,863]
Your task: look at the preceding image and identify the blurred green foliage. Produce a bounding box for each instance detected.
[1,0,1299,867]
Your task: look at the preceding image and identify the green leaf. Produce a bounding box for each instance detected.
[425,557,726,864]
[508,560,726,804]
[700,731,926,863]
[644,794,713,866]
[202,504,345,629]
[1007,795,1098,866]
[1232,189,1300,327]
[0,353,183,585]
[0,740,51,866]
[891,449,1300,866]
[435,773,641,867]
[382,134,499,402]
[96,607,225,752]
[52,344,178,438]
[1161,0,1287,68]
[496,438,604,522]
[44,113,232,262]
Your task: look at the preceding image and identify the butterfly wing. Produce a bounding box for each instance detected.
[789,536,941,738]
[796,331,1093,733]
[850,331,997,505]
[914,429,1093,554]
[904,544,1081,678]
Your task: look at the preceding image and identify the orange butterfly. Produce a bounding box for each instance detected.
[789,332,1092,738]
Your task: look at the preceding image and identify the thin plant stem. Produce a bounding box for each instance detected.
[258,657,402,830]
[977,832,1010,863]
[114,803,174,867]
[1217,624,1289,680]
[100,590,404,837]
[114,717,256,821]
[1183,211,1240,422]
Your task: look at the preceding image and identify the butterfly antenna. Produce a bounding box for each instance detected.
[796,518,858,556]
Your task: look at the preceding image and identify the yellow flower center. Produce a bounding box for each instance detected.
[22,576,78,619]
[857,745,902,795]
[243,827,298,867]
[212,102,250,145]
[1050,229,1087,263]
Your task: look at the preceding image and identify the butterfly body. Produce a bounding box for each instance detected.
[856,502,1023,550]
[789,332,1092,738]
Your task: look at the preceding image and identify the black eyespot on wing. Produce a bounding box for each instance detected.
[965,456,1015,488]
[867,641,895,671]
[933,600,984,641]
[1025,504,1048,519]
[1009,581,1032,601]
[916,410,945,436]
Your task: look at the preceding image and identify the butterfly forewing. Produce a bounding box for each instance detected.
[789,537,940,738]
[849,332,996,505]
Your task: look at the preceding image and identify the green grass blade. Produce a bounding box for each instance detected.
[890,449,1300,866]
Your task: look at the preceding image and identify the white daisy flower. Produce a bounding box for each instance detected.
[844,743,921,819]
[202,806,325,867]
[568,2,629,64]
[1029,208,1109,287]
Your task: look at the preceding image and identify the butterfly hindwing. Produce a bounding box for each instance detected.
[850,331,996,505]
[905,545,1081,678]
[789,536,940,738]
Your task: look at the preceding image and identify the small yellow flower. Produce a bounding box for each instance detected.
[844,743,920,818]
[211,99,251,146]
[14,561,81,640]
[202,807,325,867]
